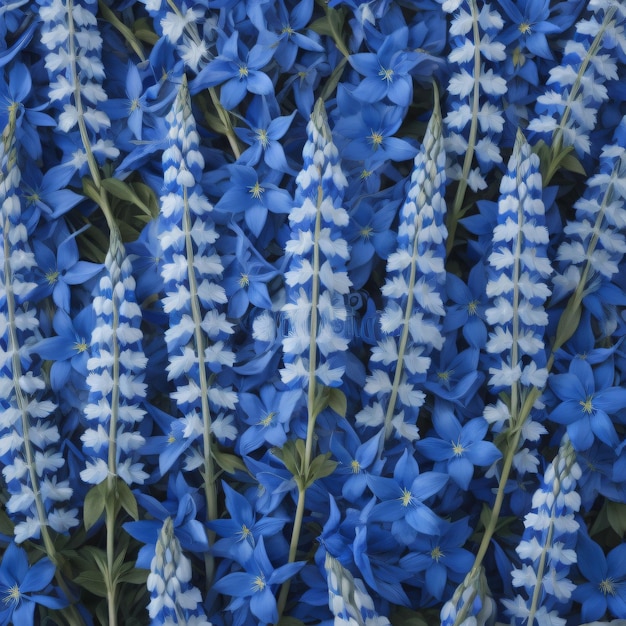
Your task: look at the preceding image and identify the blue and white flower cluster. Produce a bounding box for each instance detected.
[2,0,626,624]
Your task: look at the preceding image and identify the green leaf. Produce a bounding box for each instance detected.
[74,569,109,598]
[277,618,305,626]
[277,440,302,478]
[115,478,139,521]
[607,501,626,537]
[390,606,432,626]
[559,152,587,176]
[101,178,153,216]
[133,17,160,45]
[117,563,149,585]
[311,386,330,419]
[213,447,247,475]
[306,453,337,487]
[327,387,347,417]
[553,297,583,353]
[84,482,108,531]
[82,177,102,206]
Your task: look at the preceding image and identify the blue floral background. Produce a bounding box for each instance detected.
[1,0,626,624]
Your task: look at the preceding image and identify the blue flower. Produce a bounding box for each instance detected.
[549,359,626,450]
[32,306,95,391]
[442,265,488,349]
[573,531,626,622]
[215,165,292,237]
[416,410,501,490]
[349,27,424,106]
[497,0,562,59]
[212,536,304,624]
[208,481,288,562]
[254,0,324,71]
[32,231,102,312]
[335,98,417,166]
[0,542,66,626]
[190,31,274,108]
[367,449,447,544]
[234,97,296,172]
[237,384,303,454]
[400,518,474,601]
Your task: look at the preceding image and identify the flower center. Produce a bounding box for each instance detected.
[400,488,413,507]
[518,22,531,34]
[249,181,265,199]
[351,459,360,474]
[360,169,372,179]
[74,340,88,353]
[46,269,59,285]
[238,65,249,78]
[579,396,594,415]
[130,98,140,112]
[431,546,444,561]
[378,67,394,82]
[452,441,465,457]
[239,273,250,288]
[240,524,251,539]
[256,128,269,148]
[281,24,295,36]
[467,300,478,315]
[512,47,526,68]
[2,583,20,606]
[369,131,384,149]
[360,226,373,240]
[259,411,275,427]
[599,578,616,596]
[252,574,266,592]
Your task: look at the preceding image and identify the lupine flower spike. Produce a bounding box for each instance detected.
[157,75,236,544]
[0,104,76,544]
[39,0,119,175]
[277,98,351,617]
[503,435,581,625]
[529,0,626,178]
[443,0,507,248]
[325,552,391,626]
[147,517,212,626]
[445,130,551,626]
[281,97,351,394]
[80,232,149,487]
[356,87,447,442]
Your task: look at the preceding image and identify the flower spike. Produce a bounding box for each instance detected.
[356,88,447,441]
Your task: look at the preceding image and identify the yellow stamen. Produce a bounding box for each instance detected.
[239,273,250,288]
[431,546,444,561]
[351,459,360,474]
[579,396,594,415]
[400,488,413,507]
[249,181,264,199]
[259,411,275,427]
[74,340,88,353]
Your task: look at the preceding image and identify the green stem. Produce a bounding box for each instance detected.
[446,0,481,255]
[182,181,217,586]
[382,214,422,441]
[276,147,325,623]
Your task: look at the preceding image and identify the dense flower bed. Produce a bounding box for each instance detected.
[1,0,626,624]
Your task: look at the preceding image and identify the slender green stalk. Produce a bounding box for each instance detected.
[382,214,423,440]
[276,156,325,622]
[182,182,217,585]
